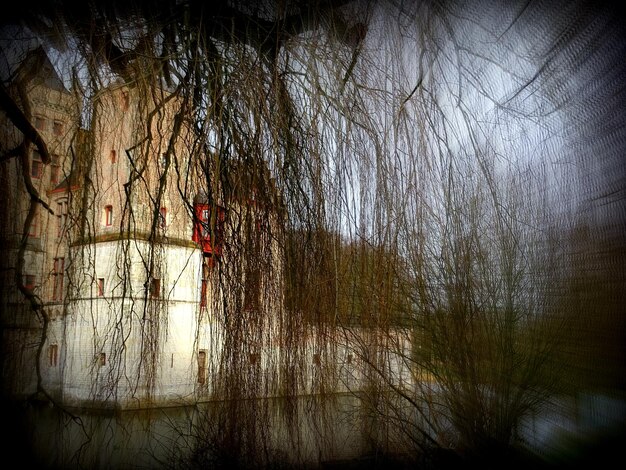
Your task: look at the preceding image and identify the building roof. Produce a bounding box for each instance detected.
[13,46,69,93]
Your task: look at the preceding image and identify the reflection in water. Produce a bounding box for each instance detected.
[5,392,625,469]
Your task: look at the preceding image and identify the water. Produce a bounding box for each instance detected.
[6,391,625,469]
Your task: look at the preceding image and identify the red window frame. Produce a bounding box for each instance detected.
[192,203,225,256]
[105,205,113,226]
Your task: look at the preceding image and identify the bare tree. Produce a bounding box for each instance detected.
[1,1,624,468]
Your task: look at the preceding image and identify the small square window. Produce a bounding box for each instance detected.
[31,151,42,179]
[34,116,46,131]
[150,278,161,298]
[53,121,63,136]
[249,353,261,365]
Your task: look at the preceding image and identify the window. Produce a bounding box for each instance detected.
[249,353,260,365]
[98,352,106,367]
[56,199,68,237]
[53,121,63,136]
[104,205,113,226]
[48,344,58,367]
[34,116,45,131]
[24,274,36,292]
[121,91,130,110]
[313,353,321,366]
[29,210,39,238]
[149,278,161,298]
[197,350,207,384]
[109,149,117,163]
[159,207,167,229]
[52,257,64,301]
[50,155,60,185]
[97,278,104,297]
[31,150,42,179]
[200,279,208,308]
[192,203,226,256]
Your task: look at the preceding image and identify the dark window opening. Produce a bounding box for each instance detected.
[97,278,104,297]
[249,353,260,365]
[198,350,207,384]
[49,344,58,367]
[150,278,161,298]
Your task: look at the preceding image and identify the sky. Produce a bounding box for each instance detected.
[1,0,624,238]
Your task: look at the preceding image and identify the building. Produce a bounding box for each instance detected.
[1,47,413,410]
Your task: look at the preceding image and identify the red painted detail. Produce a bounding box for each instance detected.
[192,203,225,256]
